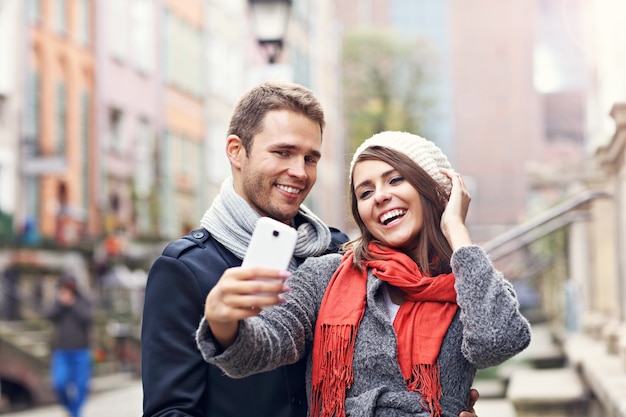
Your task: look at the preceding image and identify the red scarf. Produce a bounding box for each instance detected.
[310,243,458,417]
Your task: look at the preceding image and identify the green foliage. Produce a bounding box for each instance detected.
[342,29,438,154]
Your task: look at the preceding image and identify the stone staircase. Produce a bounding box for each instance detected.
[0,318,141,413]
[468,323,593,417]
[0,321,51,365]
[0,320,55,411]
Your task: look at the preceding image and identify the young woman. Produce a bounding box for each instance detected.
[197,131,531,417]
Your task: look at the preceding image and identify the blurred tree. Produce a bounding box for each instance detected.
[342,29,438,154]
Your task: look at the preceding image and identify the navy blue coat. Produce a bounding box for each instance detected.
[141,224,349,417]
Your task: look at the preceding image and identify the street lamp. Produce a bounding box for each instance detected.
[248,0,292,64]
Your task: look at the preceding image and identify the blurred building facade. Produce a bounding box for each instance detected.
[203,0,248,201]
[160,0,207,237]
[449,1,544,237]
[287,1,346,228]
[0,0,347,250]
[0,0,23,240]
[0,0,347,410]
[201,0,347,230]
[20,0,97,245]
[336,0,592,242]
[567,4,626,413]
[94,0,164,242]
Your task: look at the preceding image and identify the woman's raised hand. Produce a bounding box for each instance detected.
[439,168,472,250]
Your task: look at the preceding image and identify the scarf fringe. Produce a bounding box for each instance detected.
[407,362,443,417]
[311,324,357,417]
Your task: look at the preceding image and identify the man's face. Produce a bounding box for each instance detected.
[237,110,322,223]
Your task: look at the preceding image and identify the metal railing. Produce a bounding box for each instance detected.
[482,189,611,261]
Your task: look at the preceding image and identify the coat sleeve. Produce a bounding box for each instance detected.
[196,254,341,378]
[141,256,207,417]
[452,245,532,368]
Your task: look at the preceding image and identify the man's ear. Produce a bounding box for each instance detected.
[226,135,245,169]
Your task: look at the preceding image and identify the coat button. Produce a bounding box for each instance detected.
[291,396,303,406]
[192,231,204,239]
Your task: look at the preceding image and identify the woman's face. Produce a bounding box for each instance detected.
[352,159,424,251]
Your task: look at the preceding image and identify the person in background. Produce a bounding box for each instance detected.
[197,131,529,416]
[46,273,93,417]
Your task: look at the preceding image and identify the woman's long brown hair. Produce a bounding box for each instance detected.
[346,146,453,276]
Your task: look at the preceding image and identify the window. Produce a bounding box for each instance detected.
[24,71,40,153]
[164,12,204,97]
[160,131,175,237]
[108,0,128,60]
[80,92,90,214]
[164,11,176,84]
[77,0,91,45]
[181,136,190,175]
[134,118,154,234]
[108,108,123,152]
[54,0,67,35]
[292,48,311,89]
[130,0,154,72]
[55,82,67,155]
[24,177,41,225]
[134,118,154,197]
[27,0,41,23]
[0,94,7,126]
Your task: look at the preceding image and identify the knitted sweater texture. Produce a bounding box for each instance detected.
[196,245,531,417]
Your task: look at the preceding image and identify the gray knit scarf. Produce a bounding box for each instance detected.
[200,177,332,272]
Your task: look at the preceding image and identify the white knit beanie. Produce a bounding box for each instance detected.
[349,131,453,195]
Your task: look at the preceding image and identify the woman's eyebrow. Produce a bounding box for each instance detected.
[354,168,396,190]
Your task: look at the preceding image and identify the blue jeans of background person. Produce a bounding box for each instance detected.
[51,349,92,417]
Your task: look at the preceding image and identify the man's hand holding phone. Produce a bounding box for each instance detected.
[242,217,297,305]
[204,217,296,348]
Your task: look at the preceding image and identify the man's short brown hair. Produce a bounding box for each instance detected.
[228,81,325,154]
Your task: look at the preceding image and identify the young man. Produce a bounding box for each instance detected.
[141,81,348,417]
[141,81,479,417]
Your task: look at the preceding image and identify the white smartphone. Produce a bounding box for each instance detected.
[242,217,297,309]
[242,217,298,299]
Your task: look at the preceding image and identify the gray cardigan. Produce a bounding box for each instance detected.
[196,245,531,417]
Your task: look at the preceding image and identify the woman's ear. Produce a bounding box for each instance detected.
[226,135,244,169]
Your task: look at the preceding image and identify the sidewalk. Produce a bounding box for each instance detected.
[2,373,141,417]
[474,399,517,417]
[5,383,518,417]
[6,384,514,417]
